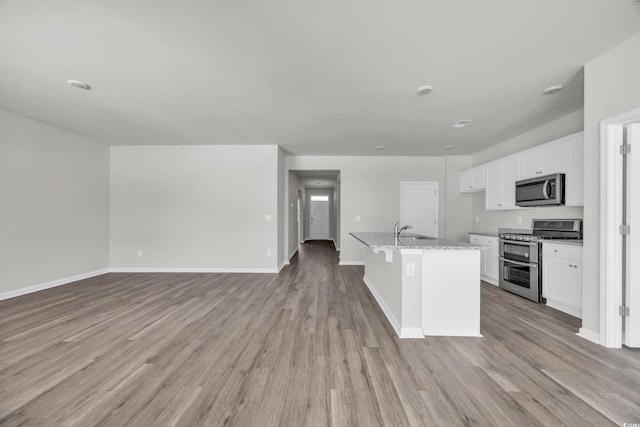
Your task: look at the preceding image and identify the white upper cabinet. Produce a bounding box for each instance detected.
[485,157,520,210]
[458,131,583,209]
[564,133,584,206]
[519,143,564,179]
[458,166,485,193]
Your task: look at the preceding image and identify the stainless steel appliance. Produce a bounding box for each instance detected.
[499,219,582,302]
[515,173,565,207]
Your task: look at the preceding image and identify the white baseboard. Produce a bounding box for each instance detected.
[288,248,298,261]
[399,328,427,339]
[362,275,424,339]
[481,275,499,286]
[109,267,279,274]
[546,299,581,319]
[338,260,365,266]
[278,261,287,272]
[0,268,109,301]
[577,327,600,345]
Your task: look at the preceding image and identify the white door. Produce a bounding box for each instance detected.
[309,201,330,239]
[401,182,438,238]
[625,123,640,347]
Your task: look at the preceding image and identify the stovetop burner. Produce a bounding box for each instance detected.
[499,219,582,242]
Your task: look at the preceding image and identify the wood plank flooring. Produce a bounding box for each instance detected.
[1,240,639,426]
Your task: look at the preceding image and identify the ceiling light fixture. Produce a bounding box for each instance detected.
[67,79,91,90]
[445,146,454,150]
[452,120,473,128]
[376,145,385,150]
[416,85,434,95]
[542,85,563,95]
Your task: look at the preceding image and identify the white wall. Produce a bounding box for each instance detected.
[470,111,584,233]
[445,156,473,242]
[287,171,302,260]
[277,147,285,269]
[0,109,109,298]
[110,145,280,272]
[583,33,640,337]
[286,156,456,263]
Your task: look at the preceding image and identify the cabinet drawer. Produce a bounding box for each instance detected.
[543,242,582,262]
[470,234,498,247]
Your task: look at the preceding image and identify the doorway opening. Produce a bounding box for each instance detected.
[599,107,640,348]
[287,170,340,261]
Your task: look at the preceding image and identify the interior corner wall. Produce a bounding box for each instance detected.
[286,156,447,263]
[0,109,110,298]
[470,110,585,234]
[286,171,302,261]
[445,156,473,242]
[277,147,285,269]
[110,145,279,271]
[583,32,640,338]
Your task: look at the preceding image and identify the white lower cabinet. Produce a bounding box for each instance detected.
[542,242,582,318]
[470,234,499,285]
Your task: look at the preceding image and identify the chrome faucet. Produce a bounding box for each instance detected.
[394,220,413,238]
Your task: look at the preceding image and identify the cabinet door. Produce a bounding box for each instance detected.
[459,167,486,193]
[469,235,487,275]
[543,257,582,318]
[459,170,473,193]
[564,138,584,206]
[485,163,504,210]
[541,144,564,175]
[520,143,564,179]
[471,167,486,190]
[486,160,519,210]
[521,150,544,179]
[484,245,499,285]
[502,158,519,208]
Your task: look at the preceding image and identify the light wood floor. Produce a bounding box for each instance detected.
[1,241,639,426]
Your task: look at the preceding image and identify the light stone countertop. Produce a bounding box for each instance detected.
[468,231,499,237]
[350,232,481,250]
[543,240,583,247]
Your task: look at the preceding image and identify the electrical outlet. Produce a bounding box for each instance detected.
[517,216,523,224]
[267,250,272,257]
[355,216,361,222]
[475,216,480,223]
[137,250,142,257]
[265,214,272,222]
[406,263,415,276]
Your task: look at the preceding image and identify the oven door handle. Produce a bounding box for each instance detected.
[499,239,537,246]
[498,256,538,268]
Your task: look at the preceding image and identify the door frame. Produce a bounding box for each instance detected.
[599,106,640,348]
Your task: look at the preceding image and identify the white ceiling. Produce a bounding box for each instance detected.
[1,1,639,156]
[292,170,339,188]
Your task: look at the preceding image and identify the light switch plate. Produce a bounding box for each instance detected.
[265,214,272,221]
[355,216,361,222]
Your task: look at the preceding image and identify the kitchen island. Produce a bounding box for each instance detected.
[350,232,482,338]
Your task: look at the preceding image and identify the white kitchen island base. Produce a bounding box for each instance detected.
[353,232,482,338]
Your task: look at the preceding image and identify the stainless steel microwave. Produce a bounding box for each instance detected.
[515,173,565,207]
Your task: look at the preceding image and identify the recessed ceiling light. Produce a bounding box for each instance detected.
[445,145,454,150]
[542,85,563,95]
[67,79,91,90]
[452,120,473,128]
[376,145,385,150]
[416,85,434,96]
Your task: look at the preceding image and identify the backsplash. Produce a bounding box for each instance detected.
[471,192,584,233]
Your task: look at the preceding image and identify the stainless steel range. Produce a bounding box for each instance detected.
[499,219,582,303]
